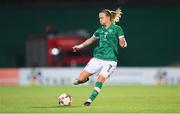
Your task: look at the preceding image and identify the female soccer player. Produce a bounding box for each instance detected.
[72,8,127,106]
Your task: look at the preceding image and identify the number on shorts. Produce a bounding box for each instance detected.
[107,64,112,72]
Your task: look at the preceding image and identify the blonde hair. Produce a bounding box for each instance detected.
[100,8,123,23]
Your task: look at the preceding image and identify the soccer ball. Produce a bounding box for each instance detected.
[58,93,72,106]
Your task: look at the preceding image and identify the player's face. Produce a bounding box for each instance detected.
[99,12,110,26]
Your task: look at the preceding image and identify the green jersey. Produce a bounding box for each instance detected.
[93,23,124,61]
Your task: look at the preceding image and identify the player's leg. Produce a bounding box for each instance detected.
[83,75,105,106]
[84,60,117,106]
[73,70,92,85]
[73,58,102,85]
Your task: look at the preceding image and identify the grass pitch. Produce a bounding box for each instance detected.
[0,85,180,113]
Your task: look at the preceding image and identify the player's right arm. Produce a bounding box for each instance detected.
[72,35,97,52]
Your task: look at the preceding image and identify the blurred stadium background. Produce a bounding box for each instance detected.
[0,0,180,67]
[0,0,180,113]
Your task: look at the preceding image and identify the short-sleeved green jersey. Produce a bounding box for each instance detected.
[93,23,124,61]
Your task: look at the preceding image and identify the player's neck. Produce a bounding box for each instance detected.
[105,22,112,29]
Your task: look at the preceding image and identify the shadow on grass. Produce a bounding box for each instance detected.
[31,105,82,108]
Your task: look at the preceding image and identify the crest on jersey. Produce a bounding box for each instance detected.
[108,29,113,32]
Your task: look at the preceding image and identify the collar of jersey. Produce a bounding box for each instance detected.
[102,23,113,30]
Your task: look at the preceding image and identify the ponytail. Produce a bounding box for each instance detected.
[100,8,123,23]
[110,8,123,23]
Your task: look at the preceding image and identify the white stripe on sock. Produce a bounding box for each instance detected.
[87,99,92,103]
[94,87,101,93]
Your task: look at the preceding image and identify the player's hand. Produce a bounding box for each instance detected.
[72,44,84,52]
[119,38,127,48]
[72,45,80,52]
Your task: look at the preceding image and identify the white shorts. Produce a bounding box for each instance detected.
[84,58,117,79]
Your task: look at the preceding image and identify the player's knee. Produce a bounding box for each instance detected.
[97,75,106,83]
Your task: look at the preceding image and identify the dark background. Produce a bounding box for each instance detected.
[0,0,180,67]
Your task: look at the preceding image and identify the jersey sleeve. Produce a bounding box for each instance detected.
[93,29,100,39]
[117,26,124,39]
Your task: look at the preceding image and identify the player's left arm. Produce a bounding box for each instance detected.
[117,26,127,48]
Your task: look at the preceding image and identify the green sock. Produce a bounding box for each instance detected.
[89,82,103,102]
